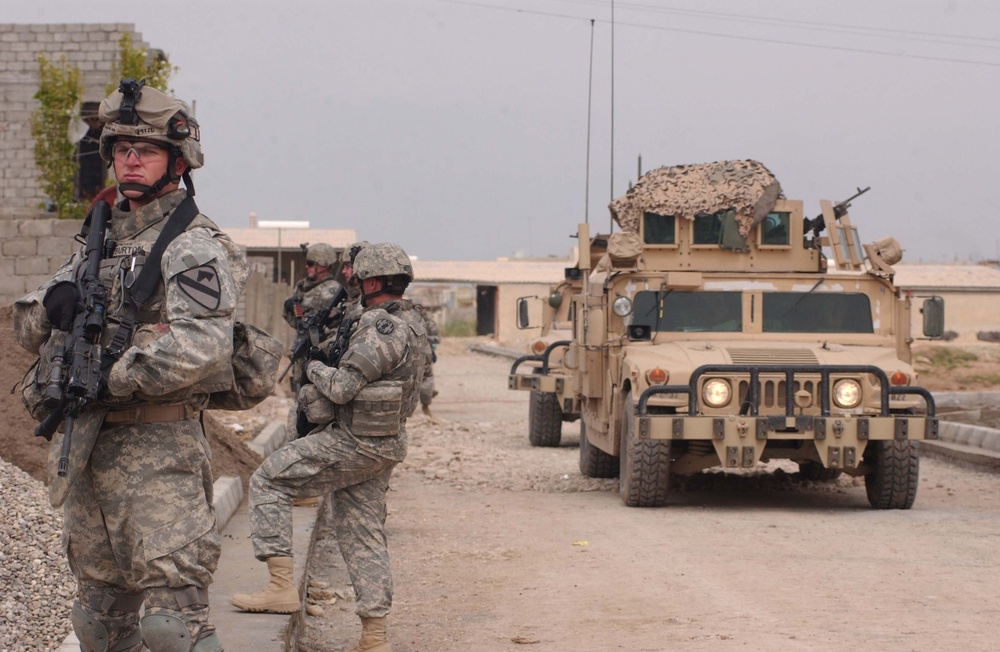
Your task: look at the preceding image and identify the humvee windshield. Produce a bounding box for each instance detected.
[632,291,874,334]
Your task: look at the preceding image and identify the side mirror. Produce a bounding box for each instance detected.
[921,296,945,339]
[517,297,530,329]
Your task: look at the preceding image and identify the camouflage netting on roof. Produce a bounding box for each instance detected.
[609,160,784,237]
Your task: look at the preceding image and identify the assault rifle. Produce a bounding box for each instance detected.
[277,285,348,383]
[804,186,871,242]
[35,201,112,476]
[293,311,360,437]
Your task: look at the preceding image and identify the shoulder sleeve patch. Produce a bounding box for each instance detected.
[177,264,222,310]
[375,318,395,335]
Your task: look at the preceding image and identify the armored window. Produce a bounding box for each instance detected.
[632,291,742,333]
[759,212,790,246]
[692,213,723,245]
[643,212,675,245]
[762,292,873,333]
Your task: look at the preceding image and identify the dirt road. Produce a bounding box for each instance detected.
[299,340,1000,652]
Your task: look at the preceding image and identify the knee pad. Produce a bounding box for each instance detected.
[140,614,195,652]
[140,614,222,652]
[71,602,143,652]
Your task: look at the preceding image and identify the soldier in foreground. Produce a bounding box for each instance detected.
[13,80,247,651]
[232,242,428,652]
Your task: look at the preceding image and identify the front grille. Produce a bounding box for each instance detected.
[726,348,819,365]
[738,377,819,410]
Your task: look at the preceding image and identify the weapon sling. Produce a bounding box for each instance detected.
[102,196,200,373]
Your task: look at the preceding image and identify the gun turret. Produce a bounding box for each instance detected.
[804,186,870,244]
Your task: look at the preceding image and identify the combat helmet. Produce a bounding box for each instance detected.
[98,78,202,199]
[354,242,414,281]
[305,243,337,267]
[354,242,414,305]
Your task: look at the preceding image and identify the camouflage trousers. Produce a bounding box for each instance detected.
[419,373,435,408]
[64,417,221,647]
[248,426,398,617]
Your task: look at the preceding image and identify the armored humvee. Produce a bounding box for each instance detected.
[508,236,608,446]
[556,160,943,508]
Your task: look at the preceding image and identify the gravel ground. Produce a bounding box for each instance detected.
[0,461,74,652]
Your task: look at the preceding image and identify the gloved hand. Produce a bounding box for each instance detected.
[42,281,80,331]
[283,297,296,314]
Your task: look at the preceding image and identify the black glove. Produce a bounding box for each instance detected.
[431,350,438,364]
[43,281,80,331]
[295,405,315,438]
[284,297,297,313]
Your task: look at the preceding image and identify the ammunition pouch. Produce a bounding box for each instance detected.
[341,380,411,437]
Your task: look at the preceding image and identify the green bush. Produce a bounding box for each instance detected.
[441,320,476,337]
[30,54,85,220]
[106,33,176,95]
[922,347,978,370]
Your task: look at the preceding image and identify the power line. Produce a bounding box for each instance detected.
[431,0,1000,67]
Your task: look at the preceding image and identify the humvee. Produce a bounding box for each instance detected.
[561,160,943,508]
[508,236,608,446]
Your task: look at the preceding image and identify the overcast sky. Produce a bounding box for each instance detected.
[9,1,1000,263]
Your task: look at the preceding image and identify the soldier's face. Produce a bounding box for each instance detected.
[112,140,186,202]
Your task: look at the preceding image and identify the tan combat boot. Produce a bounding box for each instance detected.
[230,556,300,614]
[347,616,392,652]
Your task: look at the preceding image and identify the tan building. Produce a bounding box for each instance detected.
[894,263,1000,343]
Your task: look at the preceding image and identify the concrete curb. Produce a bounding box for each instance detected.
[57,420,291,651]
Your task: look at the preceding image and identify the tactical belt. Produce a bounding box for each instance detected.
[104,404,200,425]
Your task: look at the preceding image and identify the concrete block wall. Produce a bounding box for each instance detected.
[0,217,82,303]
[0,23,148,219]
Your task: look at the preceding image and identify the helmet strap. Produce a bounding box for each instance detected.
[115,149,193,202]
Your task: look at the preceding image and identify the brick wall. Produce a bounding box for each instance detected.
[0,23,149,219]
[0,217,81,303]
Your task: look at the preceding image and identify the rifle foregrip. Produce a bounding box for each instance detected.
[35,410,63,441]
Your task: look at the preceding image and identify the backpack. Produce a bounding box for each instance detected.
[208,321,282,411]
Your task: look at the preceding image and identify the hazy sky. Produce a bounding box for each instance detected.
[9,1,1000,262]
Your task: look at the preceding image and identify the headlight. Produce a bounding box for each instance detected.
[612,296,632,317]
[702,378,731,408]
[833,379,862,409]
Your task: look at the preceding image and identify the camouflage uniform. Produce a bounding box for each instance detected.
[415,305,441,412]
[248,298,427,616]
[14,190,247,650]
[13,83,246,652]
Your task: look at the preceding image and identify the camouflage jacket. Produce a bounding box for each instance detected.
[13,189,249,506]
[305,299,428,462]
[282,274,342,329]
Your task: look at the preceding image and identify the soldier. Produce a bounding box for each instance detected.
[339,240,369,321]
[231,242,428,652]
[414,304,441,416]
[13,80,246,651]
[282,242,342,392]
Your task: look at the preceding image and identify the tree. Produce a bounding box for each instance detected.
[29,54,85,220]
[106,33,176,94]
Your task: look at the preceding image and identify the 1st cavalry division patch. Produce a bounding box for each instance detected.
[177,265,222,310]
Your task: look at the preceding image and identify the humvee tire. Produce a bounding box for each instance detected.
[528,390,563,447]
[579,422,618,478]
[798,461,843,482]
[618,394,671,507]
[864,440,920,510]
